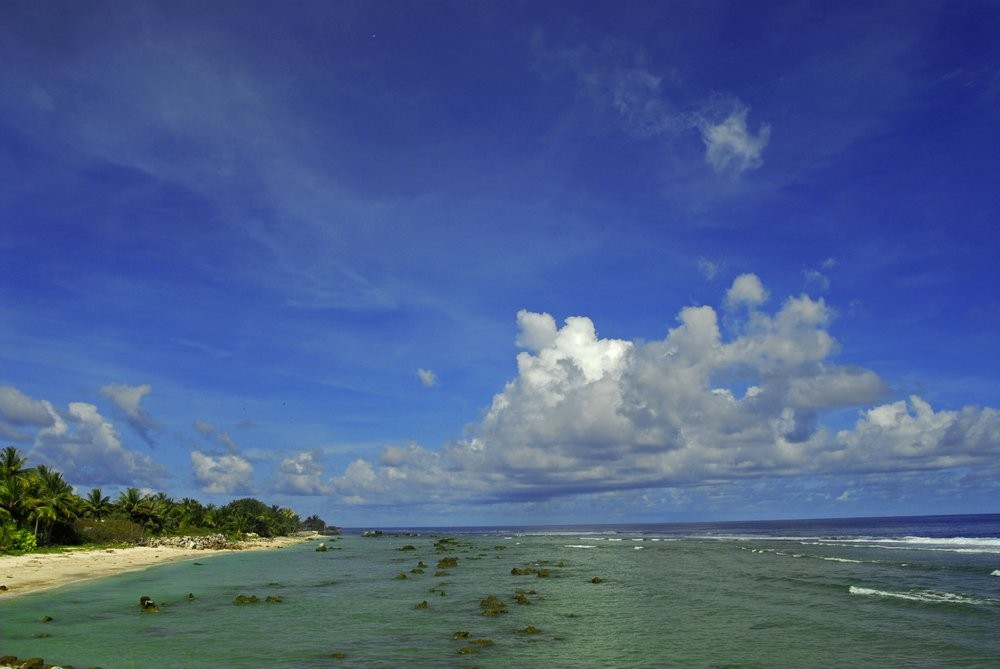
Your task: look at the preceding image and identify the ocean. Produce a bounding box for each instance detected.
[2,514,998,668]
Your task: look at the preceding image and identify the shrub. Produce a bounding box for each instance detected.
[74,518,145,545]
[0,524,37,553]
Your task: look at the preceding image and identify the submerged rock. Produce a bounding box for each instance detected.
[479,594,508,617]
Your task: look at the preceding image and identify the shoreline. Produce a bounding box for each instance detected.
[0,535,315,600]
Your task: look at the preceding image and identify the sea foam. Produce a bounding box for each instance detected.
[848,586,992,606]
[830,536,1000,554]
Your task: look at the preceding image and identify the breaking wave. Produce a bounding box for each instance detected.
[849,586,994,606]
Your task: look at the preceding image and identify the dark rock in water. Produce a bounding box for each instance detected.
[233,594,260,604]
[265,595,283,603]
[518,625,543,634]
[591,576,604,584]
[452,631,471,639]
[414,600,429,609]
[479,594,508,617]
[398,544,416,551]
[186,592,196,600]
[437,557,458,569]
[40,615,54,622]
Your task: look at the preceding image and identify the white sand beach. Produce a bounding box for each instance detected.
[0,536,309,599]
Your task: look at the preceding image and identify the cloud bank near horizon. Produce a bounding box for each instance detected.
[330,275,1000,507]
[2,275,998,513]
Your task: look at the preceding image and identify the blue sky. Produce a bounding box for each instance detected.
[1,0,998,527]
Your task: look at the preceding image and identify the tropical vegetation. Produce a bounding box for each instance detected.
[1,446,309,553]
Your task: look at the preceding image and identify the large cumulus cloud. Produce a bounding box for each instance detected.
[331,275,1000,506]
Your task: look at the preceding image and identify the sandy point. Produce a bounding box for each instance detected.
[0,535,313,600]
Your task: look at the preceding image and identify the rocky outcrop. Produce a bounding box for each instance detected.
[139,534,280,550]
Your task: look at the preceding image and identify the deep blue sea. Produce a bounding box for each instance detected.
[3,514,999,668]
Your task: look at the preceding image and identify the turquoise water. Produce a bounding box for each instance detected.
[2,516,999,668]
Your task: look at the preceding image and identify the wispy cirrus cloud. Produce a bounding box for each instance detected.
[534,36,770,174]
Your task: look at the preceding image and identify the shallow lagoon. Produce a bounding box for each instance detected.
[3,517,999,668]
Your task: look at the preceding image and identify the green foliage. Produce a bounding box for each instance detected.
[74,517,145,545]
[0,523,37,552]
[299,514,327,532]
[0,446,311,551]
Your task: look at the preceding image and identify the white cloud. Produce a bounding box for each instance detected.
[328,277,1000,507]
[190,450,254,495]
[273,450,329,495]
[0,385,57,427]
[101,382,159,445]
[536,39,770,178]
[725,273,768,308]
[697,256,720,280]
[416,368,438,388]
[804,268,831,291]
[194,420,241,454]
[830,397,1000,473]
[698,102,771,174]
[30,399,167,488]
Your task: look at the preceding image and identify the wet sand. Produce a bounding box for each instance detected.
[0,536,310,599]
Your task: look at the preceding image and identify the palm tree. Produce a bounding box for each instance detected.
[0,476,32,525]
[115,487,146,521]
[0,446,28,481]
[82,488,112,520]
[30,464,78,542]
[176,497,207,530]
[142,492,175,533]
